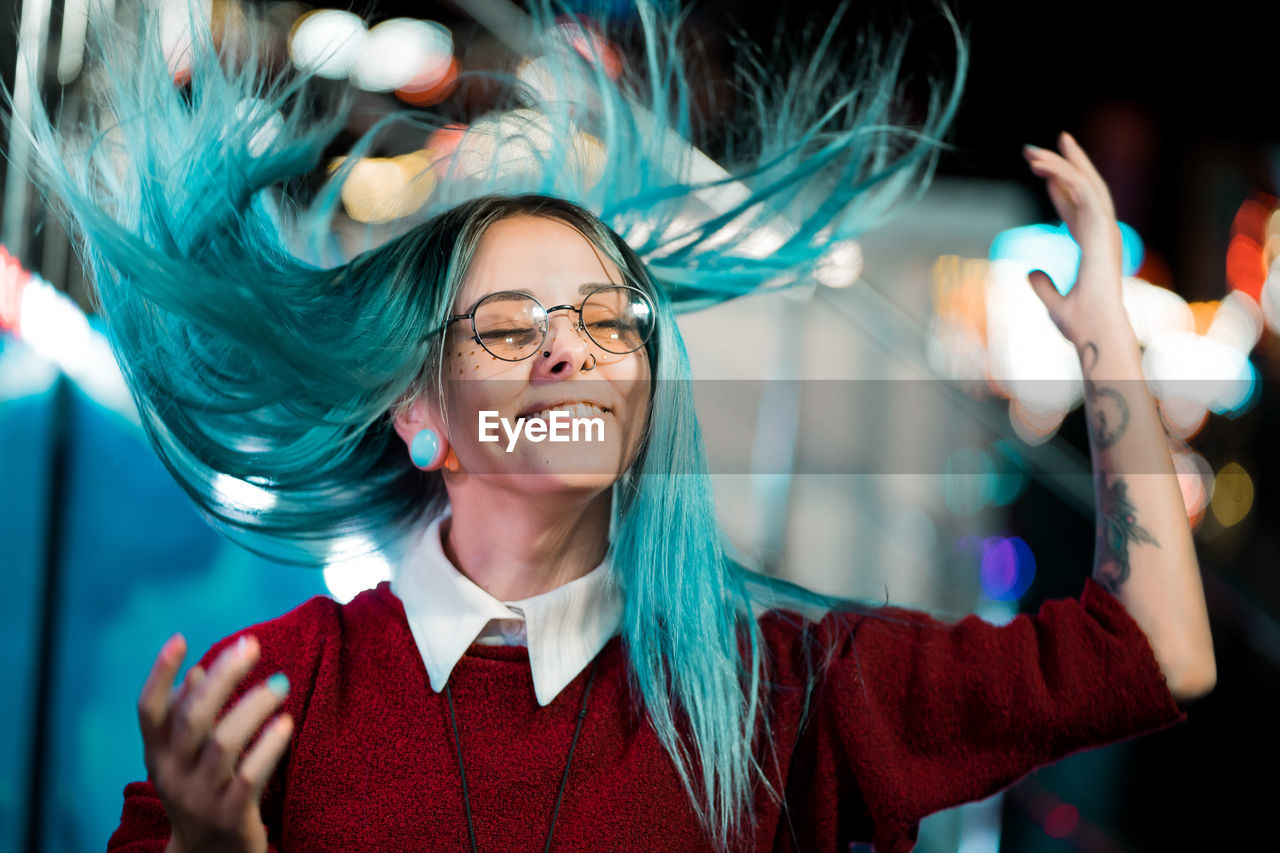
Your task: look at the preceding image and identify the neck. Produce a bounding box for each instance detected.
[441,485,612,601]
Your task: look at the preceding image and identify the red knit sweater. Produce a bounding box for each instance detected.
[108,579,1184,852]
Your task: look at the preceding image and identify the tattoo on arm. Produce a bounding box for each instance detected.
[1095,475,1160,593]
[1079,342,1130,450]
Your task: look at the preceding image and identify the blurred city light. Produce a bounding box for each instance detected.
[1143,329,1258,416]
[1227,194,1276,302]
[1042,803,1080,839]
[351,18,452,93]
[1,246,135,420]
[333,150,436,223]
[989,221,1143,296]
[932,208,1264,449]
[1120,276,1194,346]
[397,56,458,106]
[553,18,622,79]
[1171,444,1214,528]
[323,535,393,603]
[1210,462,1254,527]
[979,535,1035,602]
[289,9,367,79]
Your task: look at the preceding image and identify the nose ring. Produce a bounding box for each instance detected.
[582,353,597,372]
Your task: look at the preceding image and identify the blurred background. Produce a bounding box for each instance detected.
[1,0,1275,850]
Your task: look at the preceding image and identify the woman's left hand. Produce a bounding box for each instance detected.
[1022,132,1127,347]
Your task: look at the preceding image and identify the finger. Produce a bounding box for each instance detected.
[172,636,261,762]
[236,714,294,800]
[1057,132,1111,206]
[138,633,186,743]
[1025,153,1087,190]
[1047,179,1078,219]
[171,664,206,712]
[195,674,290,786]
[1028,269,1066,313]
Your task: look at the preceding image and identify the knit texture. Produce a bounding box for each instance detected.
[108,579,1184,852]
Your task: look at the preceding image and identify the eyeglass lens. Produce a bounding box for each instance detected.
[471,287,654,361]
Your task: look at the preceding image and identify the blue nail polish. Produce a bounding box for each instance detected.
[267,672,289,697]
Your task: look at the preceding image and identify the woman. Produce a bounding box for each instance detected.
[20,3,1212,852]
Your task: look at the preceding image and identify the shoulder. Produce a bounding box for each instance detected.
[195,581,402,679]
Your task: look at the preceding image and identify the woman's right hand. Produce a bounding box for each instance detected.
[137,633,293,853]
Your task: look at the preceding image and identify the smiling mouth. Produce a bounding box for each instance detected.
[520,402,613,421]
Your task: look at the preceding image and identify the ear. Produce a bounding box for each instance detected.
[392,392,442,450]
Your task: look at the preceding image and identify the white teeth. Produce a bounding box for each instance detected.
[526,402,609,421]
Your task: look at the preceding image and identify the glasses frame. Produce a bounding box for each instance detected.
[441,283,656,363]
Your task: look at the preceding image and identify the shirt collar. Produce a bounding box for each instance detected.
[390,512,623,707]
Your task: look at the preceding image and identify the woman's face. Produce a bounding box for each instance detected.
[433,214,652,493]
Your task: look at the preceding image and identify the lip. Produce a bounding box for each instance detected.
[517,399,615,419]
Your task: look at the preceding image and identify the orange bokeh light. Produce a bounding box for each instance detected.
[396,57,459,107]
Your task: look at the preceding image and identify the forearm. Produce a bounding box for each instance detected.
[1078,315,1215,701]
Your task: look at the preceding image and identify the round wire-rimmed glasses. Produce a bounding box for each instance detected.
[441,284,656,362]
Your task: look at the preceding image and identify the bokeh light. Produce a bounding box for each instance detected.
[979,535,1035,601]
[1210,462,1254,528]
[989,221,1143,296]
[334,150,436,223]
[323,536,393,604]
[397,56,459,106]
[1043,803,1080,839]
[289,9,367,79]
[989,439,1028,506]
[1143,330,1258,416]
[1171,444,1214,528]
[1120,276,1193,346]
[1227,194,1276,301]
[944,447,996,515]
[554,19,622,79]
[350,18,452,93]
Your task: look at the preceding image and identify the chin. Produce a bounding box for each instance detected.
[468,442,633,494]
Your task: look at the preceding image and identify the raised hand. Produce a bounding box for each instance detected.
[137,633,292,853]
[1021,131,1127,346]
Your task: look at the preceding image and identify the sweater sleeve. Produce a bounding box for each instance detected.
[106,594,339,852]
[813,577,1187,853]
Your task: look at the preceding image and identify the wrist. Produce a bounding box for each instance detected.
[1073,317,1140,364]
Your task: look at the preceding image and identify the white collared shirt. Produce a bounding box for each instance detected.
[390,513,624,707]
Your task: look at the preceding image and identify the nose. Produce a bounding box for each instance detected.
[535,311,594,376]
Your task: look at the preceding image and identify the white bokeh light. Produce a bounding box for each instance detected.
[290,10,367,79]
[1120,276,1193,346]
[324,535,393,604]
[1144,330,1256,415]
[350,18,452,92]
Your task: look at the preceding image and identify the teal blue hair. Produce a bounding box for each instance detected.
[15,0,965,846]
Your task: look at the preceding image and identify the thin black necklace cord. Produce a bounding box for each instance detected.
[445,656,602,853]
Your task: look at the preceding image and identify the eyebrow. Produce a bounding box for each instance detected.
[485,282,616,299]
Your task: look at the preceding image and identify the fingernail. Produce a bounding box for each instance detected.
[267,673,289,697]
[1023,143,1043,152]
[236,636,257,659]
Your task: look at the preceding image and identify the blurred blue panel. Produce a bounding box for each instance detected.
[0,377,55,853]
[2,377,328,850]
